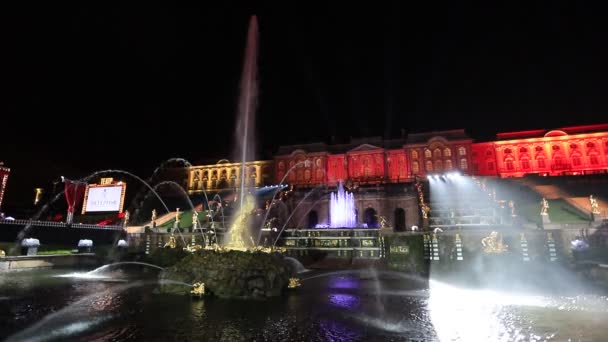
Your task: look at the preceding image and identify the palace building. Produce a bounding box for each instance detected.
[181,124,608,230]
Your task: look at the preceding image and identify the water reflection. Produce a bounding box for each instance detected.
[2,268,608,341]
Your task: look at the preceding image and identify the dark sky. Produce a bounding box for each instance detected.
[1,2,606,207]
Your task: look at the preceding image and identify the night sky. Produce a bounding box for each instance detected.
[2,2,606,208]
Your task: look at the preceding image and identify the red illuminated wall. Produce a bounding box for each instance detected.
[386,150,409,182]
[275,151,328,186]
[472,125,608,177]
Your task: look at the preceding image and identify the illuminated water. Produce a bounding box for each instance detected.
[2,268,608,341]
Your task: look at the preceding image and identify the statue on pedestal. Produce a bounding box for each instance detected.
[151,209,157,229]
[123,210,130,227]
[173,208,181,230]
[192,211,199,230]
[509,200,517,217]
[590,195,600,215]
[540,198,549,216]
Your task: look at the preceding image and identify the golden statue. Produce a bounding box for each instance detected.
[540,198,549,216]
[184,244,203,253]
[421,204,431,219]
[590,195,600,215]
[175,208,181,224]
[123,210,130,227]
[481,231,508,254]
[191,282,205,296]
[288,277,301,289]
[164,235,177,249]
[151,209,157,222]
[376,215,388,228]
[0,249,5,258]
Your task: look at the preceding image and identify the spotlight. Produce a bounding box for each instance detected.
[427,175,432,180]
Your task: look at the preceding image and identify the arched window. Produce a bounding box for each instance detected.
[445,159,453,170]
[304,169,311,180]
[519,147,528,153]
[460,159,468,170]
[572,153,582,166]
[434,159,443,171]
[504,148,512,154]
[425,160,433,172]
[552,145,561,151]
[587,142,595,149]
[521,157,530,170]
[553,155,563,168]
[394,208,406,232]
[537,156,546,169]
[412,161,419,174]
[444,148,452,157]
[424,149,432,158]
[535,146,544,152]
[458,147,467,156]
[307,211,318,228]
[505,158,514,171]
[590,153,600,165]
[433,148,442,158]
[412,150,419,159]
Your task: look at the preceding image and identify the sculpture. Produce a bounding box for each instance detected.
[288,277,301,289]
[191,282,205,296]
[164,236,177,249]
[481,231,508,254]
[192,211,199,230]
[123,210,130,227]
[151,209,157,222]
[540,198,549,216]
[590,195,600,215]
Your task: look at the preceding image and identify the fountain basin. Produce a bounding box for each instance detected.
[159,250,294,299]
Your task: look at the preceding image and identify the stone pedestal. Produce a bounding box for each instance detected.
[542,215,551,224]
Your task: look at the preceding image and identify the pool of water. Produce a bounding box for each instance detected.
[1,266,608,341]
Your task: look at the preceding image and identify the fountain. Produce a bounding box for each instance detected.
[329,180,357,228]
[224,15,259,249]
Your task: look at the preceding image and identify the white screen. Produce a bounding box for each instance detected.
[85,186,123,212]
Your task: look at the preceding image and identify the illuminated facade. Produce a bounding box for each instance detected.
[186,159,274,194]
[0,163,9,210]
[185,124,608,194]
[472,124,608,177]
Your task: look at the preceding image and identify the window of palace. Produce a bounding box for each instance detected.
[412,150,419,159]
[460,158,468,170]
[426,160,433,172]
[504,148,512,154]
[590,153,599,165]
[434,148,442,159]
[552,145,560,151]
[445,159,453,170]
[505,158,514,170]
[521,158,530,169]
[570,144,578,150]
[572,154,581,166]
[535,146,543,152]
[412,161,420,174]
[554,156,563,167]
[444,148,452,157]
[458,146,466,156]
[587,142,595,149]
[537,157,546,168]
[520,147,528,153]
[435,160,443,171]
[487,161,494,170]
[304,169,311,180]
[425,149,432,158]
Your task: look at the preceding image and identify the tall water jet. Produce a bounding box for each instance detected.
[330,180,357,228]
[228,15,258,248]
